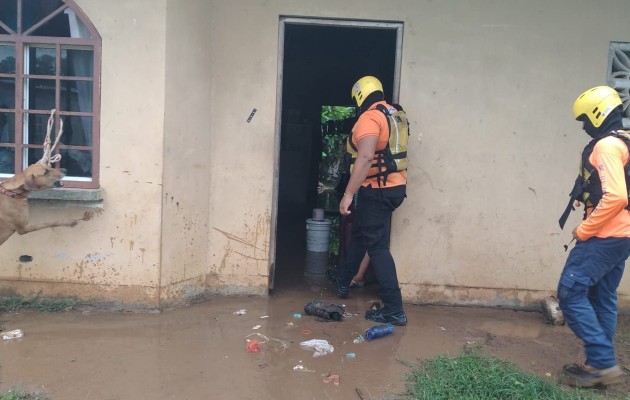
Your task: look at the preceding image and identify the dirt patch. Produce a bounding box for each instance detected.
[1,281,628,399]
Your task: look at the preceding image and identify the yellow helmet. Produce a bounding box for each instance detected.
[351,76,383,107]
[573,86,622,128]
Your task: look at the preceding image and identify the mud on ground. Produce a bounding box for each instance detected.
[1,280,629,400]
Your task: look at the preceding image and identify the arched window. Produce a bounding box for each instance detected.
[0,0,101,188]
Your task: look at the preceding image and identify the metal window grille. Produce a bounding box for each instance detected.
[607,42,630,129]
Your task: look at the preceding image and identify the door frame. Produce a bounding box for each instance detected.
[268,16,404,290]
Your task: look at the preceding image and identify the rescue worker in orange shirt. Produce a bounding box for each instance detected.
[558,86,630,387]
[329,76,408,326]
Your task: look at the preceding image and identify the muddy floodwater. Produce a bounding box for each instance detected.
[1,279,629,400]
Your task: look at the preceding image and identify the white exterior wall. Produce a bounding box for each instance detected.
[0,0,166,305]
[1,0,630,310]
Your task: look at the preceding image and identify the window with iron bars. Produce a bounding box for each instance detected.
[0,0,101,188]
[608,41,630,129]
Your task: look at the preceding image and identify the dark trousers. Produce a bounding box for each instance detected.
[557,237,630,368]
[339,185,406,312]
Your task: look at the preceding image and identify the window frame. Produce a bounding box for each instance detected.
[0,0,101,189]
[607,41,630,129]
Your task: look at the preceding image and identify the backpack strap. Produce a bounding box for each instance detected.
[373,104,391,187]
[612,130,630,211]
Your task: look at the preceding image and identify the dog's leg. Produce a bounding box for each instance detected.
[15,211,93,235]
[17,220,79,234]
[0,230,14,246]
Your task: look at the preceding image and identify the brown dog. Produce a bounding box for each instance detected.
[0,163,90,246]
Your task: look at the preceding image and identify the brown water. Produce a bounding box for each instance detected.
[1,278,626,400]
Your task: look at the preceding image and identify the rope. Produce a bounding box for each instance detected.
[244,332,292,350]
[37,109,63,166]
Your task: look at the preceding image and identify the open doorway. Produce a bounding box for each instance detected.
[270,18,403,291]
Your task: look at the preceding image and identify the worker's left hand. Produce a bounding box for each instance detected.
[571,226,581,241]
[339,195,353,216]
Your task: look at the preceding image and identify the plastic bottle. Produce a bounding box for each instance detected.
[1,329,23,340]
[364,324,394,341]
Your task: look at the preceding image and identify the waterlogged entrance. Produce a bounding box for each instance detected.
[3,289,622,399]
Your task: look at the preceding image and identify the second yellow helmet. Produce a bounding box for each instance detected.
[573,86,622,128]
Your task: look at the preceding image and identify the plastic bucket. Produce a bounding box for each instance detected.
[312,208,325,221]
[305,218,332,252]
[304,251,329,283]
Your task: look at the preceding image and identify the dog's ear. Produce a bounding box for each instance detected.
[4,165,42,191]
[2,170,27,191]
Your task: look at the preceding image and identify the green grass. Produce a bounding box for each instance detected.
[0,388,45,400]
[400,351,605,400]
[0,296,77,313]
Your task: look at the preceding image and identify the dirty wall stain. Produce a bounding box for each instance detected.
[213,212,270,275]
[62,253,119,283]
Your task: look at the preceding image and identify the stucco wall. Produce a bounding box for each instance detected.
[202,1,278,296]
[159,1,215,302]
[0,0,167,306]
[391,1,630,307]
[2,0,630,310]
[199,0,630,308]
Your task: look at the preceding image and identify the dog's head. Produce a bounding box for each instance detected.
[22,164,66,191]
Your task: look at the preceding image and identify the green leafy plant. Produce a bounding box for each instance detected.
[319,106,356,183]
[321,105,356,125]
[319,106,356,252]
[328,216,340,258]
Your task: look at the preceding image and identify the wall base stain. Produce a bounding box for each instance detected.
[402,283,630,313]
[2,278,629,315]
[0,279,160,308]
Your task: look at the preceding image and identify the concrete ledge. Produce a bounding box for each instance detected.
[28,187,103,202]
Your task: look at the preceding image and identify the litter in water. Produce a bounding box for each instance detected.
[245,332,292,350]
[246,339,262,352]
[323,373,340,385]
[300,339,334,357]
[293,362,314,372]
[1,329,23,340]
[364,324,394,341]
[353,335,366,344]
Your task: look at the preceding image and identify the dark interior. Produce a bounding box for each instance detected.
[273,23,397,290]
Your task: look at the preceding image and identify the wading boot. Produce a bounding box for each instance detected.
[325,269,349,299]
[563,363,624,387]
[365,308,408,326]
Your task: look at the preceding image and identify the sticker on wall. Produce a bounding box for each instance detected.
[247,108,257,123]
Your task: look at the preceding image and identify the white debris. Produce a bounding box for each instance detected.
[1,329,23,340]
[300,339,334,357]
